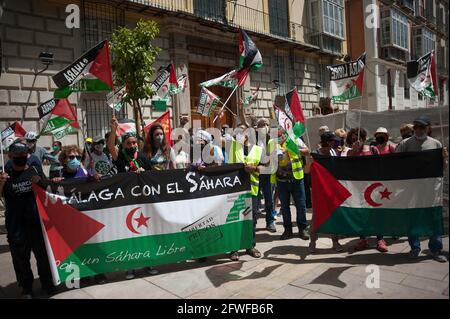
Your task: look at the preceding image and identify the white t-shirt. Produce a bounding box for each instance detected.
[85,152,113,175]
[150,148,176,170]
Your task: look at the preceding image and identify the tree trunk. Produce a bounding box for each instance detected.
[133,100,144,151]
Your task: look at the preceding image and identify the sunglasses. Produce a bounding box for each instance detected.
[68,155,81,160]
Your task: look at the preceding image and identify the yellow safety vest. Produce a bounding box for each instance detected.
[267,139,277,184]
[229,140,263,196]
[278,142,304,181]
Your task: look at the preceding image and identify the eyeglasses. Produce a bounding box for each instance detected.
[68,155,81,160]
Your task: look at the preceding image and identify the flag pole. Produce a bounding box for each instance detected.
[0,130,5,172]
[218,100,238,117]
[213,84,239,123]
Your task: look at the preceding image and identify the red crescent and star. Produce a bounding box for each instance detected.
[363,183,392,207]
[126,207,151,234]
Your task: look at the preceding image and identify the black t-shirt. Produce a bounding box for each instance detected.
[2,165,45,239]
[112,150,152,173]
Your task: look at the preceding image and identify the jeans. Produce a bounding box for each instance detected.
[278,179,307,231]
[408,235,443,254]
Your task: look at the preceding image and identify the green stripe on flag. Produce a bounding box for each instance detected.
[54,79,112,98]
[332,86,361,102]
[55,220,253,282]
[318,206,443,237]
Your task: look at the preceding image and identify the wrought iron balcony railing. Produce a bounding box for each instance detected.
[127,0,322,50]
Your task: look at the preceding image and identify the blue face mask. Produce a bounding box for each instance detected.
[67,158,81,171]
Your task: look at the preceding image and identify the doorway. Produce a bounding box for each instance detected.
[189,63,237,129]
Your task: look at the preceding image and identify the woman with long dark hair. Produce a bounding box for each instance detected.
[144,123,176,170]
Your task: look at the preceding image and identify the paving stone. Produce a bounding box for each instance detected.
[400,274,449,295]
[52,289,94,299]
[265,284,311,299]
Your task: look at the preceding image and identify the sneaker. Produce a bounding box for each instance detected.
[298,229,310,240]
[308,241,316,253]
[266,223,277,233]
[94,274,107,285]
[409,249,421,259]
[280,230,293,240]
[354,239,368,252]
[125,270,136,280]
[332,242,344,252]
[229,251,240,261]
[21,288,33,299]
[376,240,388,253]
[147,267,159,275]
[246,248,262,258]
[432,252,447,263]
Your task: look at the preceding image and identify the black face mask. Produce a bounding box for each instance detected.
[124,147,137,156]
[12,156,28,167]
[375,136,387,144]
[402,134,412,140]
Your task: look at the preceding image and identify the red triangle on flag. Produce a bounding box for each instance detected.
[310,161,351,231]
[144,110,172,146]
[355,69,365,95]
[288,88,305,123]
[51,99,80,129]
[89,40,114,90]
[12,121,27,137]
[33,184,105,263]
[169,64,178,87]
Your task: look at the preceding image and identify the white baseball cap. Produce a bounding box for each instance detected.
[25,131,38,141]
[375,127,389,135]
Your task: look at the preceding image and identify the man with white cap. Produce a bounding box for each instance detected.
[24,131,59,169]
[373,127,396,155]
[192,129,224,168]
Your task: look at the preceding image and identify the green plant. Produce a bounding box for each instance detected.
[110,20,161,146]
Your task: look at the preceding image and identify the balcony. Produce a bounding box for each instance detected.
[122,0,323,52]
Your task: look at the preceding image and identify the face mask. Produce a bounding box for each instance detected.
[401,134,412,140]
[124,147,137,156]
[94,144,104,152]
[155,135,164,144]
[414,132,427,141]
[12,156,27,167]
[375,136,387,144]
[52,146,59,152]
[67,158,81,171]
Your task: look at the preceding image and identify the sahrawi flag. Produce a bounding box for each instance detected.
[106,86,126,112]
[200,29,262,88]
[197,87,221,117]
[39,98,80,139]
[328,52,366,102]
[52,40,113,98]
[285,87,306,138]
[310,150,443,236]
[1,122,26,150]
[274,105,300,155]
[32,165,252,284]
[407,51,437,99]
[150,64,179,99]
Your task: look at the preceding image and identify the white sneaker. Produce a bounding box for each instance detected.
[125,270,136,279]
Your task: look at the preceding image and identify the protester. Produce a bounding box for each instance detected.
[334,128,349,156]
[396,116,448,262]
[107,116,156,278]
[255,118,277,233]
[276,131,310,241]
[191,130,224,169]
[144,123,176,170]
[58,145,95,180]
[345,128,388,252]
[227,124,264,260]
[84,136,113,176]
[81,137,93,164]
[4,137,42,171]
[0,142,54,298]
[309,132,343,252]
[318,125,330,136]
[49,141,63,178]
[373,127,396,154]
[24,132,59,168]
[174,135,190,169]
[399,123,414,140]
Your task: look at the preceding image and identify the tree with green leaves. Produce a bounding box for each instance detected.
[110,20,161,148]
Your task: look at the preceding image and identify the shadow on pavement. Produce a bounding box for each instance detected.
[0,244,10,255]
[309,266,355,288]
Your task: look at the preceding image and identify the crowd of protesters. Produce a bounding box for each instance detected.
[0,114,448,298]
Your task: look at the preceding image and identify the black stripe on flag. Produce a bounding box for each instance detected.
[312,149,443,181]
[38,164,250,211]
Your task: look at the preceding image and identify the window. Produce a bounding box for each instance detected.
[414,27,435,58]
[273,54,288,95]
[85,100,126,139]
[322,0,344,39]
[193,0,225,23]
[403,73,410,99]
[269,0,289,37]
[381,9,409,51]
[415,0,425,17]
